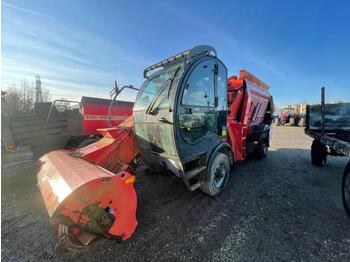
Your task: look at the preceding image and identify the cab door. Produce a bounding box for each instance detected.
[176,58,227,163]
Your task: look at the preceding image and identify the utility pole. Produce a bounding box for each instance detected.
[321,87,325,136]
[35,74,43,103]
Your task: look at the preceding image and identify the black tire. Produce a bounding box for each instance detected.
[200,152,230,196]
[144,164,163,175]
[311,139,327,166]
[256,142,268,159]
[342,161,350,219]
[77,137,99,149]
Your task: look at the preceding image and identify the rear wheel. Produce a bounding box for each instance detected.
[342,161,350,219]
[256,141,268,159]
[200,152,230,196]
[311,139,327,166]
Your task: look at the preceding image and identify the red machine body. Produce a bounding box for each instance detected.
[226,70,271,161]
[80,96,133,136]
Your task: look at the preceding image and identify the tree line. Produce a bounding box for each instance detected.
[2,78,51,118]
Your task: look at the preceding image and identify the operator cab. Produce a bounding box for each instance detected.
[133,45,228,192]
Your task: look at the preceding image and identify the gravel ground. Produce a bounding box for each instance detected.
[2,126,350,261]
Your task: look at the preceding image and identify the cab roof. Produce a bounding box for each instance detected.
[143,45,217,78]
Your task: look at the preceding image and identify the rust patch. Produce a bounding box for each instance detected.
[78,202,114,236]
[80,214,90,225]
[69,151,83,158]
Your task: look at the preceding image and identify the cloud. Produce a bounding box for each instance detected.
[1,1,152,100]
[2,1,56,20]
[246,54,288,80]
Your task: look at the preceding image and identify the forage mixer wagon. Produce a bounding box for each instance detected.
[37,45,274,251]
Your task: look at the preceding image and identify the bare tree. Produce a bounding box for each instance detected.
[20,79,35,113]
[2,87,22,117]
[1,77,51,117]
[42,89,51,102]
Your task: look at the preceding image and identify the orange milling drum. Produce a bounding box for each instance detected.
[37,117,139,250]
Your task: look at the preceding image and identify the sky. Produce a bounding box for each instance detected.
[1,0,350,106]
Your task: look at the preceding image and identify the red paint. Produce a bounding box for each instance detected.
[80,97,133,135]
[37,153,138,241]
[226,70,271,161]
[37,116,140,241]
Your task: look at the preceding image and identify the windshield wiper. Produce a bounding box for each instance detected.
[147,67,182,115]
[146,66,181,115]
[167,66,181,99]
[145,77,172,115]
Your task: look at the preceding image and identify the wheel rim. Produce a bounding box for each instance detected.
[213,162,227,188]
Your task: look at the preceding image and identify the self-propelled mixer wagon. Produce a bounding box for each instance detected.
[37,45,274,251]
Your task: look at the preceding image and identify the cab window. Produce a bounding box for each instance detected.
[216,63,227,111]
[182,60,215,107]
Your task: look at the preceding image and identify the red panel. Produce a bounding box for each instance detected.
[227,76,244,120]
[240,70,269,90]
[81,102,133,136]
[78,127,140,171]
[227,76,244,91]
[226,70,271,161]
[227,122,244,161]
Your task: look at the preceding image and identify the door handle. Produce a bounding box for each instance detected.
[158,117,173,124]
[214,97,219,107]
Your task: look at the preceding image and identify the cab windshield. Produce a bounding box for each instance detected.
[134,63,183,111]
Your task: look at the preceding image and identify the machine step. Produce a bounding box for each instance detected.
[182,165,205,191]
[184,166,206,179]
[189,181,203,191]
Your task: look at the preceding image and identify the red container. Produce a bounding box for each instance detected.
[80,96,133,135]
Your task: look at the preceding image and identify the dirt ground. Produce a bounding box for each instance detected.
[2,126,350,261]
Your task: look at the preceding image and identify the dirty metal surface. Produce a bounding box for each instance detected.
[37,150,137,240]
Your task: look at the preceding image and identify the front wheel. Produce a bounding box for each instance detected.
[200,152,230,196]
[311,139,327,166]
[342,161,350,219]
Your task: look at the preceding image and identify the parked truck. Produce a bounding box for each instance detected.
[36,45,274,251]
[305,87,350,220]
